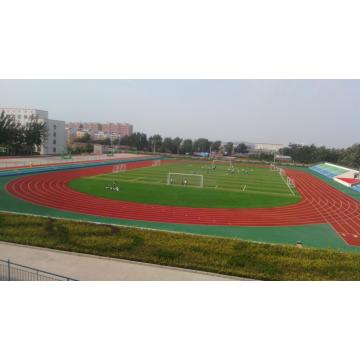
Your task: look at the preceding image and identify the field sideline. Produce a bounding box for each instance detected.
[69,160,300,208]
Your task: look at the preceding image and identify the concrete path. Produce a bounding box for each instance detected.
[0,242,241,281]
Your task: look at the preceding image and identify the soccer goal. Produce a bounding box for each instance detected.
[113,164,127,173]
[152,159,161,166]
[212,159,233,169]
[287,177,295,188]
[167,172,204,187]
[270,163,280,171]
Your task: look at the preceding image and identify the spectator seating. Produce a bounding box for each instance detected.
[310,163,348,179]
[353,184,360,193]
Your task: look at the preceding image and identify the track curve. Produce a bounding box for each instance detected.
[6,161,360,245]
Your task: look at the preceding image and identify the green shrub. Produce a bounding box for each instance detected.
[2,212,360,280]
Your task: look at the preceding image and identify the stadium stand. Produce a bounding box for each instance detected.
[310,162,360,191]
[353,184,360,193]
[309,163,348,179]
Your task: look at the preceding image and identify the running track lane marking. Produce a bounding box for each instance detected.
[5,162,360,246]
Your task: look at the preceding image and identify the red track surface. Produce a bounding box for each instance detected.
[6,161,360,245]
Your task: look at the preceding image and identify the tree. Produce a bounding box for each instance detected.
[76,132,91,143]
[160,137,174,153]
[148,134,162,152]
[120,135,130,146]
[180,139,193,154]
[23,116,48,155]
[224,142,234,155]
[0,111,21,154]
[193,138,210,152]
[234,143,249,154]
[129,132,148,150]
[210,140,221,152]
[339,144,360,168]
[172,137,183,154]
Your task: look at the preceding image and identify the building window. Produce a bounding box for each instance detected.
[53,147,56,153]
[54,125,56,130]
[24,115,28,119]
[17,115,21,119]
[53,132,56,137]
[53,140,56,145]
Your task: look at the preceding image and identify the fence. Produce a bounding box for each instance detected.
[0,259,76,281]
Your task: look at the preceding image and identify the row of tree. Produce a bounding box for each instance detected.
[0,111,48,155]
[3,109,357,169]
[280,144,360,168]
[111,133,250,155]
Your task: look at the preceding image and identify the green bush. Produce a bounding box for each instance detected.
[2,212,360,280]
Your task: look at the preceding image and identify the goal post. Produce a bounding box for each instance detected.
[287,176,296,188]
[167,172,204,187]
[212,159,233,169]
[270,163,280,171]
[152,159,161,166]
[113,163,127,173]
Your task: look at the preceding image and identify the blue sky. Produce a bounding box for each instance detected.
[0,80,359,148]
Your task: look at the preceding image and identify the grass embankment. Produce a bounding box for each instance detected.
[69,161,300,208]
[1,213,360,280]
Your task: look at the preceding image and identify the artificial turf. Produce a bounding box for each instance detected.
[69,161,301,208]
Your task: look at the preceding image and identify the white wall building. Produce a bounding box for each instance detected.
[254,143,285,153]
[0,108,66,155]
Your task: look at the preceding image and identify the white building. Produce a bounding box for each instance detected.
[0,108,66,155]
[254,143,285,153]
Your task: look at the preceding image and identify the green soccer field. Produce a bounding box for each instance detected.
[69,160,301,208]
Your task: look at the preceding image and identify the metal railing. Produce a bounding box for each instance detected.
[0,259,76,281]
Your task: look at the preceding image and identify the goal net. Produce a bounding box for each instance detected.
[167,172,204,187]
[287,177,295,188]
[152,159,161,166]
[212,159,233,169]
[113,164,127,173]
[270,163,280,171]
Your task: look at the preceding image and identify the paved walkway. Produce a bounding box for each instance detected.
[0,242,241,281]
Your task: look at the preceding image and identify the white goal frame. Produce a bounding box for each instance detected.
[287,177,295,188]
[113,164,127,173]
[152,159,161,166]
[212,159,233,169]
[270,163,281,172]
[167,172,204,187]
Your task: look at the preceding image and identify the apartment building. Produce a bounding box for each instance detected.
[0,107,66,155]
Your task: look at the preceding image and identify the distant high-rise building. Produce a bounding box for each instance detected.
[66,122,133,138]
[254,143,285,153]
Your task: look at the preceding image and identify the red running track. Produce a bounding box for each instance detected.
[6,160,360,246]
